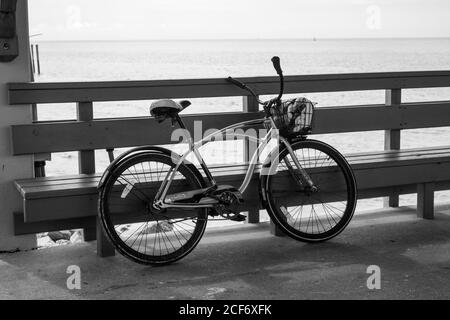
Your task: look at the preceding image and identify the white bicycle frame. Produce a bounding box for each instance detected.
[153,117,314,210]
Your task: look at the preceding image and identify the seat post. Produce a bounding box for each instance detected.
[175,114,187,130]
[174,114,192,147]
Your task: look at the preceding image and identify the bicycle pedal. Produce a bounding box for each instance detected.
[228,213,247,222]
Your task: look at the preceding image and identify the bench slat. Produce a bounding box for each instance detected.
[19,160,450,223]
[13,146,450,223]
[15,147,450,200]
[11,102,450,155]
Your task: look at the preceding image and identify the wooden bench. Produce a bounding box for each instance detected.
[7,71,450,257]
[14,146,450,239]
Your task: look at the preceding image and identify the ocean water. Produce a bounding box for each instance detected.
[33,38,450,211]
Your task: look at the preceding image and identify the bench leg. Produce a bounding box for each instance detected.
[83,226,97,242]
[384,195,399,208]
[270,221,286,237]
[417,183,435,220]
[247,209,260,224]
[96,218,115,257]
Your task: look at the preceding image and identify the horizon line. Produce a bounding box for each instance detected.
[32,36,450,42]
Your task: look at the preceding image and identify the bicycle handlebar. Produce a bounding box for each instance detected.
[227,56,285,107]
[272,56,284,102]
[227,77,246,90]
[226,76,264,105]
[271,56,283,76]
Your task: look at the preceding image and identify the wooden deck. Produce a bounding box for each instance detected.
[3,205,450,300]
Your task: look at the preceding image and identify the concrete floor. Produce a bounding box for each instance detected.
[1,205,450,300]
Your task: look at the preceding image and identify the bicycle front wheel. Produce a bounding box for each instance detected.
[261,139,357,242]
[99,152,208,265]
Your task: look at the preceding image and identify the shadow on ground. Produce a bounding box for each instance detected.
[1,206,450,300]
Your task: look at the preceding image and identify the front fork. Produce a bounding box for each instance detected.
[281,138,318,192]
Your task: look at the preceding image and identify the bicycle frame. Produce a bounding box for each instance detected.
[153,116,313,209]
[151,57,316,210]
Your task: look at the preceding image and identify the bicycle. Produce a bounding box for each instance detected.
[97,57,357,265]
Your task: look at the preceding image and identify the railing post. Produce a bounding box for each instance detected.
[30,44,35,74]
[77,102,115,257]
[243,96,260,224]
[77,102,96,175]
[31,102,50,178]
[384,89,402,208]
[35,44,41,75]
[417,183,435,219]
[34,154,51,178]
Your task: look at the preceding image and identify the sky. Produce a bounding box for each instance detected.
[28,0,450,41]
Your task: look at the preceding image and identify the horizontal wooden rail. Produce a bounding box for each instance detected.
[8,71,450,104]
[10,101,450,155]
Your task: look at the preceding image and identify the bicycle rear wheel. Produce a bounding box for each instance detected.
[261,139,357,242]
[99,152,208,265]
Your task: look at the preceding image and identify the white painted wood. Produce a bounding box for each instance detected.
[0,0,36,251]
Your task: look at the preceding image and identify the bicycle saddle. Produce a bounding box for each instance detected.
[150,99,191,123]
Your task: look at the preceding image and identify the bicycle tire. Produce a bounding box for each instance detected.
[99,152,208,265]
[260,139,357,242]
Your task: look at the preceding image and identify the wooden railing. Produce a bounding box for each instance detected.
[8,71,450,152]
[8,70,450,223]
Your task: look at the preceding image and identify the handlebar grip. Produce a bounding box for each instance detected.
[271,56,283,75]
[227,77,247,89]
